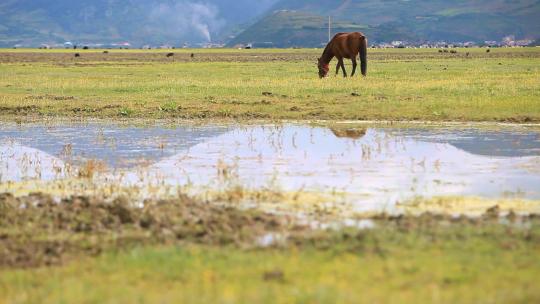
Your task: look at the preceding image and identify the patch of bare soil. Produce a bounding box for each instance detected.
[0,192,293,269]
[1,50,537,64]
[0,52,309,64]
[1,193,538,269]
[0,105,39,115]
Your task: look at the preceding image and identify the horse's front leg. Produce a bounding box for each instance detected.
[335,61,341,76]
[351,58,358,77]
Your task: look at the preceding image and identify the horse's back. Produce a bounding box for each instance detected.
[332,32,365,42]
[331,32,366,58]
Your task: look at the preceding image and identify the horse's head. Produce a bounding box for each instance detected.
[317,58,329,78]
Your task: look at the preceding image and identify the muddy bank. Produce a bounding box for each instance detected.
[0,192,293,268]
[2,192,539,269]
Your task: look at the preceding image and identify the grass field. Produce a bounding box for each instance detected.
[3,230,539,304]
[0,47,539,122]
[1,48,540,303]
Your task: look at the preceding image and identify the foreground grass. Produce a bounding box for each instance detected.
[2,221,539,304]
[0,48,539,121]
[1,194,540,303]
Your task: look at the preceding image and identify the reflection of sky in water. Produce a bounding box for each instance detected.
[1,123,539,212]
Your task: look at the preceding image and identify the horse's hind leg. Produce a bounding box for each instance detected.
[351,58,358,77]
[338,58,347,77]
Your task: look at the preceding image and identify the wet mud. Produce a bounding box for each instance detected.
[0,192,293,269]
[2,192,539,269]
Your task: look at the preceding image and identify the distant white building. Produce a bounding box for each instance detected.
[111,42,131,48]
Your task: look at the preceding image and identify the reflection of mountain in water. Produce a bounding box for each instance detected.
[448,133,540,158]
[2,125,540,209]
[399,130,540,158]
[0,142,69,182]
[130,127,540,201]
[0,124,230,168]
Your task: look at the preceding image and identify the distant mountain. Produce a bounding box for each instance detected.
[0,0,278,47]
[228,10,414,48]
[229,0,540,47]
[1,0,539,48]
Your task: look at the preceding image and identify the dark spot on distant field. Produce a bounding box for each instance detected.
[166,53,174,57]
[351,92,360,96]
[263,270,285,282]
[100,104,121,110]
[74,53,80,57]
[262,92,273,96]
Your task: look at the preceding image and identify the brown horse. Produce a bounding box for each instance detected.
[318,32,367,78]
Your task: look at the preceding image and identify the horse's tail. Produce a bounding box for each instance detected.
[359,35,367,76]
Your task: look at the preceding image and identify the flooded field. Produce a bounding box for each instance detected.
[1,121,539,217]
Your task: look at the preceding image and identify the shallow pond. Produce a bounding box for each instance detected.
[1,122,539,214]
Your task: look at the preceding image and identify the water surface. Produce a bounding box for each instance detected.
[1,122,539,213]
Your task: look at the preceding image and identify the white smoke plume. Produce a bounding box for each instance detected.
[149,1,225,42]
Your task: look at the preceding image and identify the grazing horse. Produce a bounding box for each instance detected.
[318,32,367,78]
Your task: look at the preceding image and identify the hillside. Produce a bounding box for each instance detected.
[228,10,414,47]
[230,0,540,46]
[228,11,365,48]
[0,0,278,47]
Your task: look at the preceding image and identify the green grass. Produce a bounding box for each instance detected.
[2,221,539,304]
[0,48,539,122]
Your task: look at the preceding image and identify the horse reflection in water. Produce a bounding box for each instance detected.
[330,127,367,139]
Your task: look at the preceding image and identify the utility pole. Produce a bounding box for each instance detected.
[328,16,331,42]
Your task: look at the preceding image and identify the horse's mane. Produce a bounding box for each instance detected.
[322,32,347,58]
